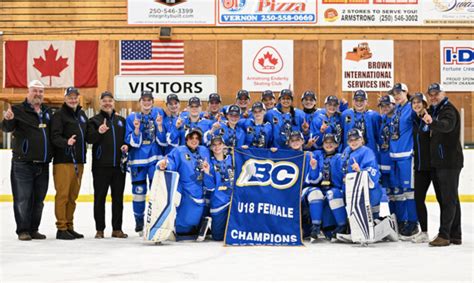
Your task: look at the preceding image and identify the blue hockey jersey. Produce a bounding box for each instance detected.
[242,119,273,148]
[125,107,166,168]
[265,105,305,149]
[341,108,381,157]
[389,102,414,160]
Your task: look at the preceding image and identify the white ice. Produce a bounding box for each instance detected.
[1,202,472,282]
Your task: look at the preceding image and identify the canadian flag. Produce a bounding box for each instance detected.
[4,41,98,88]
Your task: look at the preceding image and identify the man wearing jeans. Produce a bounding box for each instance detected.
[422,83,464,247]
[1,80,52,241]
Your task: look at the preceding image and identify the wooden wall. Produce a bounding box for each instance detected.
[0,1,473,143]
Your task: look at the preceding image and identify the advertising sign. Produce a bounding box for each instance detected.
[242,40,294,91]
[342,40,394,91]
[440,40,474,91]
[128,0,216,25]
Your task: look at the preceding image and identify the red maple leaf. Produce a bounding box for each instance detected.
[258,51,278,67]
[33,44,69,86]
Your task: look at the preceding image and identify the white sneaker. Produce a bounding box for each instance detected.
[411,231,429,243]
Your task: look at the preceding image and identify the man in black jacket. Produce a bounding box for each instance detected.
[1,80,52,241]
[87,91,128,239]
[422,83,464,247]
[51,87,88,240]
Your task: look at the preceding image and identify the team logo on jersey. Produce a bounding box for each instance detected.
[117,120,123,127]
[345,116,351,124]
[236,159,299,190]
[273,117,279,124]
[185,154,191,160]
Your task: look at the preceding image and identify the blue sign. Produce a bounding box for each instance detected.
[224,148,305,246]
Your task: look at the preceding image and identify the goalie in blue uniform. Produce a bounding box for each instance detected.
[341,128,383,219]
[125,91,166,235]
[202,135,234,241]
[306,133,347,241]
[157,128,211,236]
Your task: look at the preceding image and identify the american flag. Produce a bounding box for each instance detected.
[119,40,184,75]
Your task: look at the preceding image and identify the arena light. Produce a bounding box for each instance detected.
[159,27,172,39]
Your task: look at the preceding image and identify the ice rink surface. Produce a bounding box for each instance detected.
[1,202,472,282]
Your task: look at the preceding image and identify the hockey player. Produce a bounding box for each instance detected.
[341,90,381,158]
[266,89,306,149]
[389,83,419,239]
[300,90,319,147]
[169,96,212,146]
[242,102,272,148]
[306,133,347,241]
[125,91,166,235]
[278,131,321,238]
[157,128,211,236]
[310,95,344,151]
[410,92,431,243]
[341,129,383,219]
[377,95,400,222]
[261,90,276,111]
[205,105,245,148]
[203,93,223,123]
[162,93,181,155]
[202,135,234,241]
[235,89,251,118]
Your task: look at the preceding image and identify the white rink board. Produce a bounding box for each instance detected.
[0,149,472,197]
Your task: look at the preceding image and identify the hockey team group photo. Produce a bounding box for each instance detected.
[0,0,472,282]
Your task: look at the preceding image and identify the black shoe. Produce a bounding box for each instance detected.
[67,229,84,239]
[18,232,32,241]
[56,230,75,240]
[450,238,462,245]
[30,231,46,240]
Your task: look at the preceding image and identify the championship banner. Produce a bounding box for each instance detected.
[224,148,305,246]
[440,40,474,91]
[342,40,394,91]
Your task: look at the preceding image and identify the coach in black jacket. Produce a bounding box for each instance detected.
[422,83,463,247]
[51,87,88,240]
[87,91,128,239]
[1,80,52,241]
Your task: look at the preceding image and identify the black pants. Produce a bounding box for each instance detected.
[432,168,462,240]
[10,161,49,235]
[414,170,437,232]
[92,167,126,231]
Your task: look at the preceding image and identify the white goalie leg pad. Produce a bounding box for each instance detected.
[374,214,399,242]
[144,170,181,243]
[345,171,375,244]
